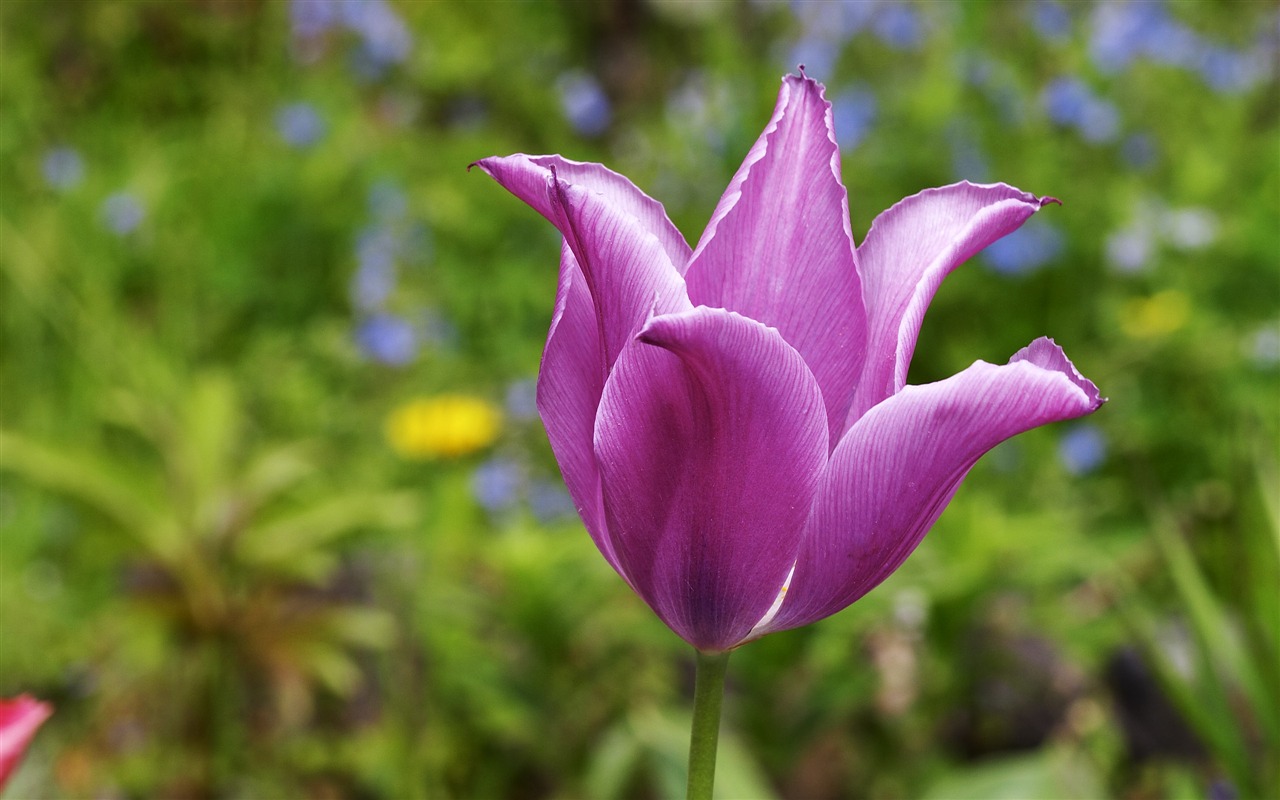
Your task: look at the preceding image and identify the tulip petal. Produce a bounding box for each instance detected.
[473,155,693,368]
[594,308,828,651]
[536,242,621,574]
[764,338,1103,634]
[685,73,866,443]
[847,182,1057,428]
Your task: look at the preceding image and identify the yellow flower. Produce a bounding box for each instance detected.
[385,395,502,459]
[1120,289,1190,339]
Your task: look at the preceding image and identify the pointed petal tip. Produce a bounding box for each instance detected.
[1011,337,1105,410]
[784,66,828,96]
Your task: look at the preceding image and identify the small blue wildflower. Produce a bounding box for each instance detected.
[982,217,1064,276]
[355,226,400,274]
[787,36,839,83]
[1041,77,1092,127]
[275,102,325,148]
[289,0,410,71]
[1145,19,1204,70]
[1041,77,1120,143]
[289,0,341,41]
[504,379,539,423]
[101,192,145,235]
[872,3,923,50]
[1120,133,1158,170]
[831,86,877,151]
[350,256,396,312]
[557,71,612,138]
[789,0,873,41]
[1059,425,1107,476]
[1088,1,1165,73]
[355,313,418,365]
[1077,96,1120,144]
[342,0,412,68]
[1199,46,1267,94]
[1105,225,1155,274]
[528,479,577,524]
[471,458,524,515]
[41,147,84,191]
[1030,0,1072,42]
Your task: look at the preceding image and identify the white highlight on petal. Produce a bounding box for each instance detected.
[745,561,796,641]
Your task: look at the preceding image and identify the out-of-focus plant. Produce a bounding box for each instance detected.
[1110,454,1280,798]
[0,369,414,795]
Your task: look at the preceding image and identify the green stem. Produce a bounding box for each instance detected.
[687,649,731,800]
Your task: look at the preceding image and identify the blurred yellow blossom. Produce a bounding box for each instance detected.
[1120,289,1190,339]
[385,395,502,459]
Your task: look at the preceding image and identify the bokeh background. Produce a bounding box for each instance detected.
[2,1,1277,797]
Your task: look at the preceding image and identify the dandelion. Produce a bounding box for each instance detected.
[1121,289,1191,339]
[385,395,502,459]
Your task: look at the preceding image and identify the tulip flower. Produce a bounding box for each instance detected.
[474,70,1103,797]
[0,695,52,789]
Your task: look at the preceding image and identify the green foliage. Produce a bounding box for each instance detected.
[1,0,1276,797]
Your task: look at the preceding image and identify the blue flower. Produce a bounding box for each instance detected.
[1041,77,1120,143]
[1121,133,1158,170]
[982,217,1064,276]
[1030,0,1072,42]
[355,313,418,365]
[471,458,524,515]
[41,147,84,191]
[504,379,539,423]
[786,36,839,82]
[1041,77,1092,126]
[873,3,923,50]
[831,86,877,151]
[1089,1,1166,73]
[289,0,410,71]
[1198,46,1267,94]
[1076,97,1120,144]
[341,0,411,68]
[1105,224,1155,274]
[789,0,874,41]
[1089,1,1206,73]
[557,71,612,138]
[275,102,325,148]
[1059,425,1107,476]
[101,192,144,235]
[528,479,577,524]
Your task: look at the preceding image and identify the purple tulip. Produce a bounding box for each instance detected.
[473,72,1104,653]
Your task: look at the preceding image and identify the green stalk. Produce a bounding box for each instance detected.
[687,649,731,800]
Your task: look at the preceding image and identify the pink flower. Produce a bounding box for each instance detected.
[0,695,52,788]
[473,72,1103,653]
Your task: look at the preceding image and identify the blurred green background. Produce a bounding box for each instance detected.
[1,1,1277,797]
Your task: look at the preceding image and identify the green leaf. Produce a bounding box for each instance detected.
[0,429,183,561]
